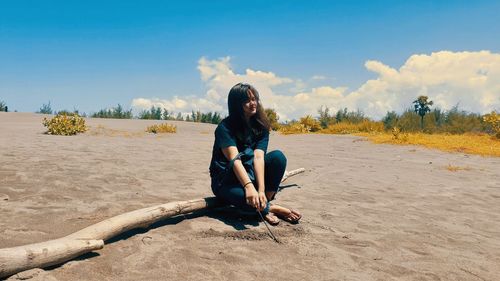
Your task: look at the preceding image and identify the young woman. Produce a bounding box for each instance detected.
[209,83,301,225]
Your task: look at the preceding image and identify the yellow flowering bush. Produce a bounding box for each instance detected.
[42,113,87,135]
[146,123,177,134]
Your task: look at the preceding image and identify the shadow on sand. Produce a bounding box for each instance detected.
[39,184,302,275]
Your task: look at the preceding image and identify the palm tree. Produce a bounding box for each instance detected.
[413,95,433,130]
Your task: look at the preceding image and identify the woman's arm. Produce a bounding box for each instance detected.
[254,149,265,192]
[221,146,261,210]
[253,149,267,210]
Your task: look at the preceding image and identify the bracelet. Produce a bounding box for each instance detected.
[243,181,253,188]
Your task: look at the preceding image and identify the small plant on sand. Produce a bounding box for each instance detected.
[146,123,177,134]
[483,111,500,139]
[42,113,87,135]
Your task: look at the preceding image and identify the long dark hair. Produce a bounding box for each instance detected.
[227,83,270,140]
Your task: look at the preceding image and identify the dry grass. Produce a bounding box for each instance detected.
[321,120,384,134]
[88,125,145,137]
[279,120,384,135]
[445,164,471,172]
[279,123,309,135]
[359,132,500,157]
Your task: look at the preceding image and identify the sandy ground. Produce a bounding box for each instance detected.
[1,112,500,281]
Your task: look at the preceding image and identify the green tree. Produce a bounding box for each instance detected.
[91,104,132,119]
[0,101,7,112]
[201,112,212,123]
[139,106,163,120]
[413,95,433,130]
[162,109,172,120]
[382,111,399,130]
[176,112,183,121]
[211,112,222,124]
[334,108,367,124]
[318,106,335,128]
[265,108,280,130]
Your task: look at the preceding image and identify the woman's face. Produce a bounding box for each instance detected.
[242,90,258,119]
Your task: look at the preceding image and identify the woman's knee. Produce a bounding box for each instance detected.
[266,150,287,169]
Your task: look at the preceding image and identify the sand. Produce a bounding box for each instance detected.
[1,112,499,281]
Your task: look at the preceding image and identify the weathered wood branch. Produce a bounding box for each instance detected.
[66,197,221,242]
[0,239,104,278]
[281,168,305,183]
[0,168,304,278]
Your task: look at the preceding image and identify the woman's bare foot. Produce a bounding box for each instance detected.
[263,213,280,226]
[269,205,302,224]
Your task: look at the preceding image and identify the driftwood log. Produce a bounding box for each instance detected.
[0,168,305,278]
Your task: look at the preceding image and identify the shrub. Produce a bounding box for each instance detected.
[42,113,87,135]
[146,123,177,134]
[391,127,409,143]
[278,116,322,134]
[299,115,322,132]
[278,122,309,135]
[483,111,500,139]
[440,106,483,134]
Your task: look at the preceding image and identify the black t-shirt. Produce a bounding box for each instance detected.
[209,118,269,189]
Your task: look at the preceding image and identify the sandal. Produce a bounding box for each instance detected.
[276,209,302,224]
[263,213,280,226]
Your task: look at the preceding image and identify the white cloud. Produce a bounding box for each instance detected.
[311,75,326,80]
[131,51,500,120]
[350,50,500,118]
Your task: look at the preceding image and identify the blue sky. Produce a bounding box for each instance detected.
[0,0,499,118]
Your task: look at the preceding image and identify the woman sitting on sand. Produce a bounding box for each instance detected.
[209,82,301,225]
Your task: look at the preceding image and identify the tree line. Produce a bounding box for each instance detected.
[5,97,499,136]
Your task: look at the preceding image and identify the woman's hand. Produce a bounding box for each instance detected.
[245,184,259,209]
[258,191,267,211]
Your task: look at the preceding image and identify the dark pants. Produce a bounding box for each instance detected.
[213,150,287,215]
